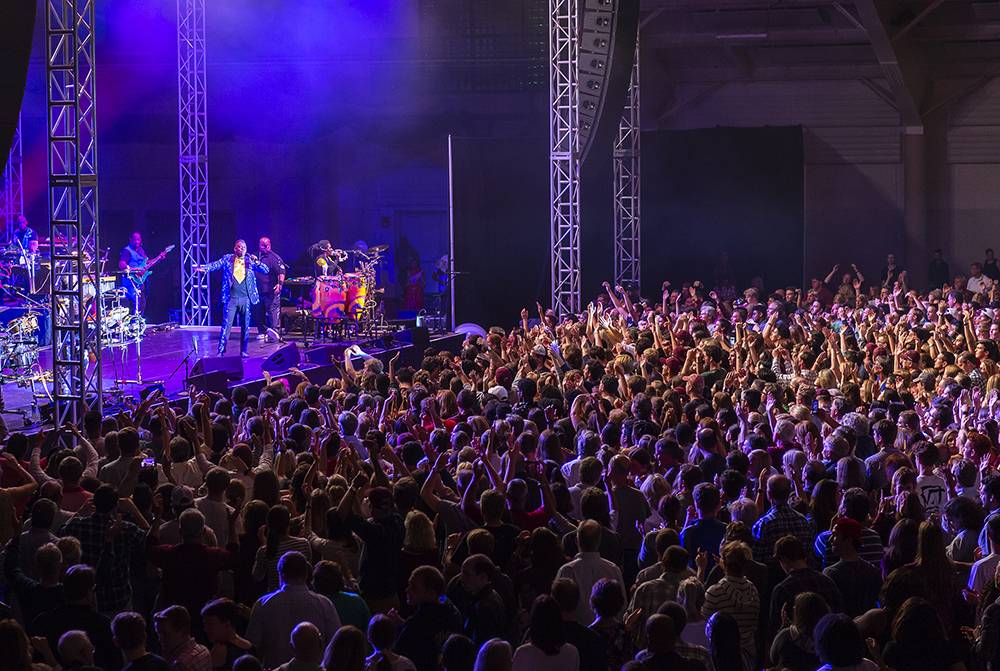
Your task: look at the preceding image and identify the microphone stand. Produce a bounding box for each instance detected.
[169,341,199,387]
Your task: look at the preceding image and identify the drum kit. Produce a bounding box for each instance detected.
[307,244,390,340]
[100,288,147,347]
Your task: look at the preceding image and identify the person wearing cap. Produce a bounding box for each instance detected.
[157,486,218,547]
[822,517,882,617]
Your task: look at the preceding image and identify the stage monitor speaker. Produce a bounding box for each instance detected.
[304,343,351,365]
[397,326,430,353]
[578,0,640,165]
[188,370,233,395]
[190,355,244,381]
[261,342,300,373]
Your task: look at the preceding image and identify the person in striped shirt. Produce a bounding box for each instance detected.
[702,541,759,666]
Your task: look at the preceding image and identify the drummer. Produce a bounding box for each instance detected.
[12,214,37,251]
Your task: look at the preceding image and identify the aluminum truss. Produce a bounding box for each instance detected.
[613,42,641,291]
[178,0,210,326]
[47,0,102,426]
[1,116,24,244]
[549,0,581,318]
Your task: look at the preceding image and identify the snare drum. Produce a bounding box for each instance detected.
[124,315,147,340]
[344,273,368,317]
[311,276,347,319]
[103,307,131,332]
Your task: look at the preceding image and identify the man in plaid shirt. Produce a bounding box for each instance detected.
[59,484,147,614]
[751,475,815,564]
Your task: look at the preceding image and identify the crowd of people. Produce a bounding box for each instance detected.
[4,252,1000,671]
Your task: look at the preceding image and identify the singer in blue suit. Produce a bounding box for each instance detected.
[194,239,269,358]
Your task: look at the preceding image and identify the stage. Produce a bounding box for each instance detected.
[1,325,464,430]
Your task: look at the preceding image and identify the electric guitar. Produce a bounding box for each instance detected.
[124,244,175,286]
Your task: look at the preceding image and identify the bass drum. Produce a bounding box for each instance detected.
[311,276,347,320]
[344,273,368,318]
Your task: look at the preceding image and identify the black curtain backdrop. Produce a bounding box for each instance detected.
[451,127,804,326]
[639,127,804,293]
[0,0,36,161]
[450,137,549,329]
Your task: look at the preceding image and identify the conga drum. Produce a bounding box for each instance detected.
[311,277,347,319]
[344,273,368,318]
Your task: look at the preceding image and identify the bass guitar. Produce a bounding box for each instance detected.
[123,244,175,286]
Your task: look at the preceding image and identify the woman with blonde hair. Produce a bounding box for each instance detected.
[396,510,441,609]
[676,576,709,649]
[436,389,459,420]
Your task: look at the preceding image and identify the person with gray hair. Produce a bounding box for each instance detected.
[781,450,807,483]
[274,623,323,671]
[58,630,96,671]
[561,429,600,487]
[839,412,872,456]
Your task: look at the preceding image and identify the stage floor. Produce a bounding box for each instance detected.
[2,326,317,429]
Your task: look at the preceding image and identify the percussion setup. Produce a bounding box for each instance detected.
[288,243,393,342]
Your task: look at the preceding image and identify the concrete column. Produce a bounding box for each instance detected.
[903,127,928,289]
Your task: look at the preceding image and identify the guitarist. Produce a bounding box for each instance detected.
[119,231,150,312]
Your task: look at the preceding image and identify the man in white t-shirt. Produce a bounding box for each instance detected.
[915,443,949,519]
[968,262,994,296]
[195,467,236,546]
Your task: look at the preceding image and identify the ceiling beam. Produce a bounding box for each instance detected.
[859,76,900,110]
[851,0,926,128]
[892,0,947,43]
[913,23,1000,41]
[643,26,867,48]
[651,62,889,82]
[923,75,996,117]
[640,0,844,9]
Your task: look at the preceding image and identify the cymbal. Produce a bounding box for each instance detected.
[366,244,389,254]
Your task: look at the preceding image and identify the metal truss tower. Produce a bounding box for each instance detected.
[613,42,641,291]
[549,0,581,318]
[1,117,24,244]
[47,0,102,427]
[178,0,210,325]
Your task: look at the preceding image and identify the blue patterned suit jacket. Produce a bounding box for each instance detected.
[203,254,270,305]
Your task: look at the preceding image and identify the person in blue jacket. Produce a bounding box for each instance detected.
[194,239,270,358]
